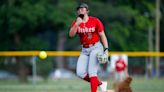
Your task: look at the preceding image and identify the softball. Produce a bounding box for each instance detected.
[39,51,47,59]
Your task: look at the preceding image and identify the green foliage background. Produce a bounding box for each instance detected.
[0,0,163,81]
[0,0,162,51]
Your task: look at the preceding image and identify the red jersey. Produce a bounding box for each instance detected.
[71,16,104,45]
[115,59,127,72]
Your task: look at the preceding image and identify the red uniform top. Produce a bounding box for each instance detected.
[115,59,127,72]
[71,16,104,45]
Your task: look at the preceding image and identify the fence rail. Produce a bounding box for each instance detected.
[0,51,164,57]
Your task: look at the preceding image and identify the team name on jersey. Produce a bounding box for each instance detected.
[77,27,95,33]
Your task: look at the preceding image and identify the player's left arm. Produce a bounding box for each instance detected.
[99,31,109,55]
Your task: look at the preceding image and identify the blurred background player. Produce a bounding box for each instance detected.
[114,55,128,82]
[110,55,129,92]
[69,3,109,92]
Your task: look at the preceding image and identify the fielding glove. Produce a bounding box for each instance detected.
[97,53,108,64]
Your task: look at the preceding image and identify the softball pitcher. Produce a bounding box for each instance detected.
[69,3,109,92]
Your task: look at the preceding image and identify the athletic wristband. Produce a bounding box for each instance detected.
[104,48,109,52]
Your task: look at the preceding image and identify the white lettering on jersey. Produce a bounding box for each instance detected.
[78,27,95,33]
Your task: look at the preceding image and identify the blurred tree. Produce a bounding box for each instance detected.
[51,0,77,69]
[160,0,164,51]
[0,0,76,81]
[0,0,159,52]
[88,0,155,51]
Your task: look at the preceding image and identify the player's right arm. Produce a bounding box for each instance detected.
[69,17,82,37]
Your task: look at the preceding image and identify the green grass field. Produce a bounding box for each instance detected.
[0,77,164,92]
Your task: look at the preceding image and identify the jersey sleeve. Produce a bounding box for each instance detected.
[96,18,104,32]
[71,21,76,27]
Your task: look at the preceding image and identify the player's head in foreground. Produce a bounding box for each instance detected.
[76,3,89,19]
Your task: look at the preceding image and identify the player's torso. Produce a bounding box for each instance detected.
[77,17,100,45]
[115,60,126,72]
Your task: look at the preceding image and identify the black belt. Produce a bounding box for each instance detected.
[83,43,96,48]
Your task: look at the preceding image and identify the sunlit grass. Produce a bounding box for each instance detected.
[0,77,164,92]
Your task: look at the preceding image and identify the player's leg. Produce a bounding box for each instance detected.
[88,42,103,77]
[76,53,90,82]
[88,49,101,92]
[88,44,104,92]
[116,72,121,81]
[88,49,100,77]
[120,71,127,81]
[113,73,120,92]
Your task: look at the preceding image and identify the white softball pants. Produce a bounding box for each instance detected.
[76,42,103,78]
[115,71,127,81]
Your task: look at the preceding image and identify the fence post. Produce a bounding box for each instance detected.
[32,56,37,86]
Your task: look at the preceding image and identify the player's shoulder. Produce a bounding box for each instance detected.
[71,20,76,27]
[89,16,99,20]
[89,16,101,23]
